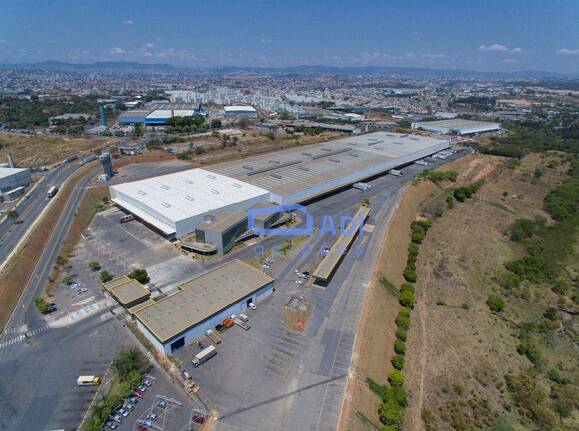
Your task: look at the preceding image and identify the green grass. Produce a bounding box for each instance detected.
[489,202,517,214]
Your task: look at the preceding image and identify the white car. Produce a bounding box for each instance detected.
[248,303,257,310]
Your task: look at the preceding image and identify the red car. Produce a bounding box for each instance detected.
[192,414,205,424]
[136,426,150,431]
[133,389,143,398]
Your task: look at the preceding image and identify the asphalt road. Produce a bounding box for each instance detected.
[4,163,101,332]
[0,162,79,264]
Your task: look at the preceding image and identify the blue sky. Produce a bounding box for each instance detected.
[0,0,578,72]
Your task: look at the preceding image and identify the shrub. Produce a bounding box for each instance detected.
[400,282,415,294]
[395,308,411,330]
[486,294,505,312]
[34,297,51,314]
[446,195,455,209]
[408,243,420,260]
[379,386,408,428]
[399,290,416,308]
[127,268,149,284]
[391,354,405,370]
[495,271,521,289]
[543,307,558,321]
[366,377,388,398]
[100,270,113,283]
[88,261,101,271]
[62,274,74,285]
[516,342,542,365]
[505,255,551,282]
[510,218,537,241]
[388,369,405,387]
[395,328,407,341]
[411,230,425,244]
[403,264,417,282]
[394,340,406,355]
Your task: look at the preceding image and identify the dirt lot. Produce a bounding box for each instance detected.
[0,133,118,166]
[403,153,578,430]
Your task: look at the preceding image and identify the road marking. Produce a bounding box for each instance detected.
[88,330,99,338]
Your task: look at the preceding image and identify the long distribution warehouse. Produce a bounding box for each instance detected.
[110,131,450,239]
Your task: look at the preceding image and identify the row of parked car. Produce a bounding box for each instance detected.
[105,378,153,430]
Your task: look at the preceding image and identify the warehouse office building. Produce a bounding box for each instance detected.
[110,132,451,240]
[224,105,257,118]
[411,119,501,136]
[134,259,274,355]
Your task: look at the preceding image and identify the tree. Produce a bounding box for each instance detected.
[88,261,101,271]
[543,307,558,321]
[6,209,18,219]
[391,354,405,370]
[111,347,147,379]
[63,275,74,285]
[399,289,416,308]
[133,123,144,137]
[394,340,406,355]
[210,119,222,129]
[100,270,113,283]
[128,268,149,284]
[34,297,51,314]
[486,294,505,312]
[388,369,405,387]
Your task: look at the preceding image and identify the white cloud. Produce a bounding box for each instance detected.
[510,47,523,54]
[422,53,445,59]
[144,42,154,49]
[503,58,518,64]
[260,38,272,43]
[109,47,126,55]
[122,20,134,25]
[556,48,579,55]
[479,43,508,52]
[405,52,417,60]
[0,39,6,44]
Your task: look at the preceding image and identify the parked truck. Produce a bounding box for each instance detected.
[388,169,403,177]
[353,182,372,191]
[205,329,222,344]
[192,346,217,367]
[234,318,251,330]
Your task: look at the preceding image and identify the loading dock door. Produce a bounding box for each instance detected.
[170,337,185,353]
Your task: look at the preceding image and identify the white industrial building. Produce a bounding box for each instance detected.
[411,119,501,136]
[110,131,451,239]
[224,105,257,118]
[110,169,269,238]
[134,259,274,355]
[0,167,32,201]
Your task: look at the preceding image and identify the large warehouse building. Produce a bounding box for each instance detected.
[110,131,450,239]
[411,119,501,136]
[134,259,274,355]
[118,103,199,125]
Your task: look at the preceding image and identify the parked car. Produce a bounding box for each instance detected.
[248,302,257,310]
[48,303,57,313]
[133,389,143,398]
[111,414,122,423]
[157,399,167,408]
[105,421,118,430]
[144,379,152,387]
[148,413,158,421]
[192,414,205,424]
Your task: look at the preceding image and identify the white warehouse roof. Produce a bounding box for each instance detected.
[0,167,29,180]
[224,105,257,113]
[412,119,500,135]
[110,169,269,237]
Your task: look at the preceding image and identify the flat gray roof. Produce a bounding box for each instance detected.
[312,206,370,281]
[135,259,273,343]
[412,119,500,132]
[205,132,449,197]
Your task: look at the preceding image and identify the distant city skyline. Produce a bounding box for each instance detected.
[0,0,578,73]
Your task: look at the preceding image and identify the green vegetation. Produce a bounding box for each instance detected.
[509,217,545,241]
[62,274,74,285]
[419,169,458,183]
[367,377,388,398]
[516,342,542,365]
[100,270,113,283]
[127,268,149,284]
[399,283,416,308]
[391,354,405,370]
[475,120,579,158]
[395,307,411,331]
[81,348,147,431]
[486,294,505,312]
[453,180,484,202]
[388,369,405,387]
[0,95,100,129]
[394,339,406,355]
[378,274,398,297]
[88,261,101,271]
[6,209,18,219]
[34,297,52,314]
[379,385,408,430]
[165,115,206,133]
